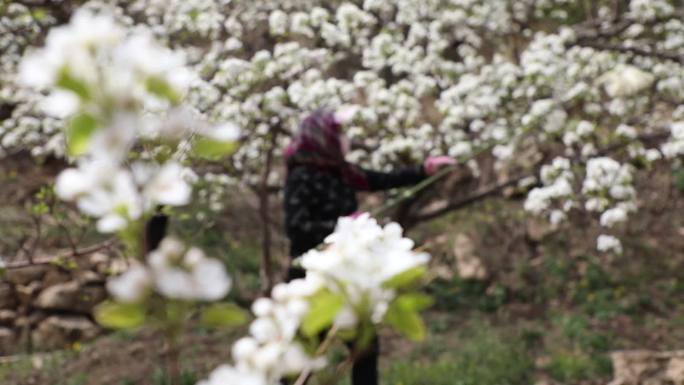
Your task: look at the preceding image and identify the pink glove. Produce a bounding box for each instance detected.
[424,156,456,175]
[348,211,364,219]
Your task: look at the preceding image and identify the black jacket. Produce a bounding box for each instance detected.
[283,163,426,279]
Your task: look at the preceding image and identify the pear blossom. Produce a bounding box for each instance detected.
[597,234,623,254]
[204,277,325,385]
[143,162,192,207]
[107,265,152,303]
[197,365,267,385]
[147,237,231,301]
[600,207,628,227]
[300,213,429,327]
[598,65,655,98]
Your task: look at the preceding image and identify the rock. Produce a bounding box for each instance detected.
[34,281,107,313]
[609,350,684,385]
[32,316,99,349]
[0,283,16,309]
[16,281,42,306]
[666,357,684,385]
[526,217,556,242]
[4,265,48,285]
[76,270,104,285]
[88,252,109,267]
[453,234,488,281]
[108,258,129,276]
[0,309,17,326]
[15,311,47,329]
[0,327,16,354]
[43,268,72,287]
[89,253,112,275]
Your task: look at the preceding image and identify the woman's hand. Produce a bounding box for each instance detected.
[424,156,456,175]
[348,211,364,219]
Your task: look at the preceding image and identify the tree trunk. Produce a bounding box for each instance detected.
[259,132,278,294]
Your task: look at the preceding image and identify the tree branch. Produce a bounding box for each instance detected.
[572,40,684,63]
[410,130,672,225]
[5,239,117,270]
[412,173,531,223]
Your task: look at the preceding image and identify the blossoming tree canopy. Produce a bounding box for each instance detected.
[5,0,684,255]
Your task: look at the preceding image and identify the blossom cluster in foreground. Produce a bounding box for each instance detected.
[301,213,430,327]
[199,214,431,385]
[108,237,231,302]
[19,10,238,233]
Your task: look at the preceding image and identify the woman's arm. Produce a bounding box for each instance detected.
[360,165,427,192]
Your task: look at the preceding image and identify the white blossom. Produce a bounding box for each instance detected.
[597,234,623,254]
[300,214,429,327]
[107,265,152,303]
[148,238,231,301]
[598,65,655,98]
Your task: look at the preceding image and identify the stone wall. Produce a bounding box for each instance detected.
[0,253,115,354]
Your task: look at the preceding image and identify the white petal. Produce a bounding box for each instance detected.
[145,162,191,206]
[107,265,151,303]
[55,168,89,200]
[41,91,80,118]
[192,259,231,300]
[205,122,241,141]
[97,214,128,233]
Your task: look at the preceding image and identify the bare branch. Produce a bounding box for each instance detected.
[572,40,684,63]
[5,239,117,270]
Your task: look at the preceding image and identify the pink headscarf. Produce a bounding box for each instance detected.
[285,109,368,189]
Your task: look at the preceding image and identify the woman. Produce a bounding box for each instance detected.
[283,109,454,385]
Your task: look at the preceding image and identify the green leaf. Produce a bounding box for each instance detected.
[382,266,427,289]
[395,292,434,312]
[200,303,248,328]
[384,304,425,342]
[192,138,238,160]
[383,293,433,342]
[301,289,345,337]
[145,76,180,104]
[66,113,98,156]
[95,301,146,329]
[673,167,684,192]
[32,8,47,20]
[56,69,90,100]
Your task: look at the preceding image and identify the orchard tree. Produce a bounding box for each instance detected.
[12,8,436,385]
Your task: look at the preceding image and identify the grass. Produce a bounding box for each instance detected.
[382,323,534,385]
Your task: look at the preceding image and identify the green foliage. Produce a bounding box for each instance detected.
[191,138,238,160]
[383,266,427,289]
[429,277,506,312]
[384,292,433,342]
[145,76,180,104]
[545,313,614,382]
[673,167,684,192]
[56,69,91,100]
[199,302,248,328]
[152,367,198,385]
[67,112,99,156]
[384,327,533,385]
[117,219,145,258]
[31,7,47,20]
[548,349,612,383]
[301,289,345,337]
[95,301,146,329]
[30,185,54,216]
